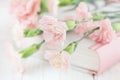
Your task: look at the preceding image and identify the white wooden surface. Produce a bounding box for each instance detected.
[0,0,120,80]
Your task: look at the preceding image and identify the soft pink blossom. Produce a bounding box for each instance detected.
[47,0,59,16]
[75,2,92,21]
[90,19,116,44]
[45,50,70,70]
[6,42,24,73]
[39,15,67,49]
[75,19,116,44]
[10,0,40,28]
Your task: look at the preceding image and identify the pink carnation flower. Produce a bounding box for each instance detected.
[75,2,92,21]
[10,0,40,28]
[90,19,116,44]
[45,50,70,70]
[39,15,67,49]
[75,19,116,44]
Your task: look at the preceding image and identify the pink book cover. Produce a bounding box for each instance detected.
[89,37,120,75]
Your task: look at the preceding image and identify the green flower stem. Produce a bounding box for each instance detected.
[37,40,45,48]
[76,27,100,44]
[19,40,45,58]
[63,27,99,54]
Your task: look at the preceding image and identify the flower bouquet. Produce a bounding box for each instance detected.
[7,0,120,76]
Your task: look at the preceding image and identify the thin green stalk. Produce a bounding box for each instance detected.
[76,27,100,44]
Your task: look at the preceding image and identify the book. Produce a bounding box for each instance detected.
[67,32,120,75]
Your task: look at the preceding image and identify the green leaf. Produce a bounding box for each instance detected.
[24,28,43,37]
[112,22,120,32]
[19,40,45,58]
[64,42,78,54]
[66,20,77,31]
[92,13,106,21]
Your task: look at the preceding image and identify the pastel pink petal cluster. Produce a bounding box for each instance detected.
[90,19,116,44]
[10,0,40,28]
[75,19,116,44]
[75,2,92,21]
[47,0,59,16]
[45,50,70,70]
[39,15,67,49]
